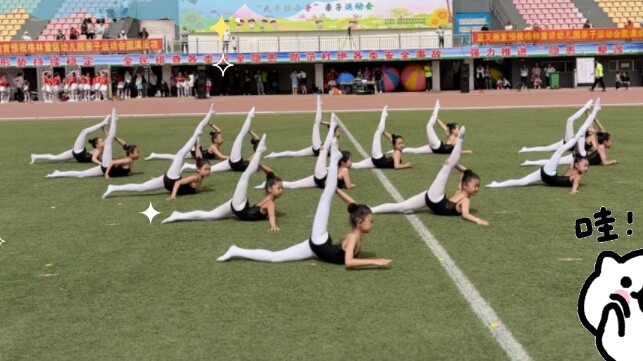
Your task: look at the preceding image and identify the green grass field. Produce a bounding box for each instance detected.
[0,105,641,360]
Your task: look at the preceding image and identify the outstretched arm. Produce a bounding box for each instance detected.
[266,202,280,233]
[335,189,356,204]
[392,150,412,169]
[168,174,199,201]
[459,198,489,226]
[104,158,132,179]
[598,147,617,166]
[382,131,393,142]
[343,234,392,269]
[455,163,466,191]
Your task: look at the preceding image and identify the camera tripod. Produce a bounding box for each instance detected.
[339,28,357,50]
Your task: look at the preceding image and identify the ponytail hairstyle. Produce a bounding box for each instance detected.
[195,157,211,170]
[597,132,611,144]
[264,171,282,191]
[348,203,372,229]
[338,150,352,167]
[391,133,403,147]
[209,130,221,143]
[123,144,138,156]
[88,137,99,148]
[447,123,459,134]
[461,169,480,185]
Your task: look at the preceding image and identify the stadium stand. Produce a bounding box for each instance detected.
[38,10,112,41]
[0,8,31,42]
[513,0,587,29]
[594,0,643,27]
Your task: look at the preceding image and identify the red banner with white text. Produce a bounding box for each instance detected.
[0,39,163,55]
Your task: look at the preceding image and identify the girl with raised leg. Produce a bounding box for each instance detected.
[30,115,125,164]
[371,127,488,225]
[145,116,227,161]
[102,108,214,199]
[45,109,140,179]
[264,95,328,158]
[162,135,283,232]
[217,141,391,269]
[519,99,594,153]
[351,106,412,170]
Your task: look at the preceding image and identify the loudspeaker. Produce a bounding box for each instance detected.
[460,63,470,93]
[196,66,207,99]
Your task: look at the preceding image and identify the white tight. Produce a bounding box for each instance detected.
[519,100,592,153]
[404,100,442,154]
[162,134,267,223]
[264,95,323,158]
[351,106,388,169]
[217,140,342,262]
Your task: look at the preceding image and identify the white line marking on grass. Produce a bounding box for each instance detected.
[337,119,533,361]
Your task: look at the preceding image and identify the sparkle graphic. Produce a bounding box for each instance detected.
[140,202,161,224]
[0,237,5,246]
[213,53,234,76]
[212,16,230,40]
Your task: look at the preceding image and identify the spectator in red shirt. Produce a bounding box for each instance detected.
[69,27,79,40]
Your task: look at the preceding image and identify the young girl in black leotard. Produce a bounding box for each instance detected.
[217,140,391,269]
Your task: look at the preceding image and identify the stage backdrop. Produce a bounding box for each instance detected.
[179,0,453,32]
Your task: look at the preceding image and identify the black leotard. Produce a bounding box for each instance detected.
[424,192,460,216]
[230,200,268,221]
[313,174,347,189]
[229,158,250,172]
[312,146,321,157]
[101,165,131,178]
[371,155,394,169]
[586,151,601,166]
[72,148,93,163]
[309,235,345,265]
[163,174,197,195]
[540,167,572,187]
[430,141,454,154]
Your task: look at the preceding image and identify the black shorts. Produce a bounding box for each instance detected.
[230,201,267,221]
[229,158,250,172]
[72,148,93,163]
[430,141,454,154]
[313,175,326,189]
[371,155,394,169]
[309,235,345,265]
[163,174,196,195]
[312,146,321,157]
[540,168,572,187]
[424,193,460,216]
[101,165,131,178]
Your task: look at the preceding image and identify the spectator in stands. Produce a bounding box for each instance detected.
[615,72,622,90]
[533,23,542,31]
[118,30,127,39]
[436,25,445,48]
[95,19,104,39]
[583,20,592,29]
[531,63,542,85]
[625,20,634,28]
[159,80,169,97]
[640,19,643,27]
[290,69,299,95]
[480,23,489,31]
[56,29,66,40]
[621,71,630,89]
[590,61,606,92]
[139,27,149,39]
[545,64,556,89]
[222,29,231,53]
[69,27,79,40]
[81,19,89,38]
[86,18,95,39]
[22,31,31,41]
[504,21,513,31]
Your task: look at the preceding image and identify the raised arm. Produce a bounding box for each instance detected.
[436,118,449,135]
[208,122,221,133]
[104,157,132,179]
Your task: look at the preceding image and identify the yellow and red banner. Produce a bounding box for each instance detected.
[0,39,163,55]
[472,28,643,44]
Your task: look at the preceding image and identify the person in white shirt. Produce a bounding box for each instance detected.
[222,29,231,53]
[504,21,513,31]
[22,31,32,41]
[475,64,484,91]
[544,64,556,89]
[520,63,529,90]
[118,30,127,39]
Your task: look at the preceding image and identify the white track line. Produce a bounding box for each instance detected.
[2,102,642,121]
[337,118,533,361]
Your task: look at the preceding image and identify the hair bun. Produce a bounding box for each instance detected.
[266,171,276,180]
[347,203,358,213]
[122,144,129,151]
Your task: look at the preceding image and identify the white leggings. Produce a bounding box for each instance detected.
[403,100,442,154]
[264,95,323,158]
[351,106,388,169]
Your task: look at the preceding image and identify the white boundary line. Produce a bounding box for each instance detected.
[1,102,642,121]
[336,118,533,361]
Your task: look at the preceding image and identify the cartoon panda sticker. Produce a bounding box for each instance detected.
[579,249,643,361]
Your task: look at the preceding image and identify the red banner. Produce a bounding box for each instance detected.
[0,38,163,55]
[472,28,643,44]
